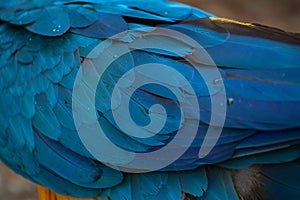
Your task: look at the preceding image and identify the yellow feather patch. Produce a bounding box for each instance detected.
[209,17,254,27]
[238,193,245,200]
[37,185,94,200]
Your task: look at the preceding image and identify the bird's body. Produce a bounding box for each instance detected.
[0,0,300,200]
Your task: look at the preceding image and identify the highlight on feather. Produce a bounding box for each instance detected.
[209,17,254,27]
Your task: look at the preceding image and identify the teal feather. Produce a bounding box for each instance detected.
[2,61,18,88]
[45,83,58,109]
[70,14,128,38]
[21,94,36,119]
[8,81,27,96]
[98,114,149,152]
[53,101,75,130]
[19,150,41,177]
[33,131,123,188]
[179,168,208,197]
[8,115,34,152]
[131,173,168,199]
[33,166,102,198]
[8,116,26,149]
[58,126,94,158]
[26,6,70,36]
[68,5,99,28]
[0,113,9,139]
[43,64,64,84]
[164,174,181,200]
[26,74,50,95]
[21,117,35,152]
[201,167,239,200]
[15,48,34,64]
[96,5,171,22]
[32,94,61,140]
[5,90,22,116]
[99,175,132,200]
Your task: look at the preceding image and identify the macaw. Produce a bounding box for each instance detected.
[0,0,300,200]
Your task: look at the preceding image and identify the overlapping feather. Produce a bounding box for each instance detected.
[0,0,300,199]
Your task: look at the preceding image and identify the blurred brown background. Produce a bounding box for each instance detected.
[1,0,300,200]
[178,0,300,32]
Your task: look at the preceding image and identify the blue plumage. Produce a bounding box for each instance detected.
[0,0,300,199]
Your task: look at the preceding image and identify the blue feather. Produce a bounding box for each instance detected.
[0,1,300,200]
